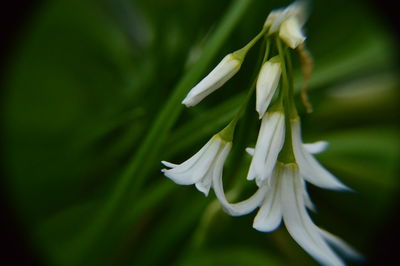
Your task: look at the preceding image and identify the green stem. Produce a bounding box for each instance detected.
[233,27,268,59]
[276,37,289,99]
[234,39,271,123]
[71,0,257,263]
[219,38,270,142]
[284,47,298,118]
[262,37,272,63]
[276,37,295,163]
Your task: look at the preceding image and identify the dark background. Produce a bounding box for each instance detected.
[1,0,398,265]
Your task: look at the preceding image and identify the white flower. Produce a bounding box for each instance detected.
[264,9,282,29]
[217,162,361,266]
[264,1,307,49]
[291,118,350,190]
[247,111,285,184]
[272,163,359,266]
[279,16,306,49]
[161,135,231,196]
[256,56,281,118]
[182,53,243,107]
[221,141,329,217]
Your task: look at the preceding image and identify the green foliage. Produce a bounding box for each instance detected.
[2,0,398,265]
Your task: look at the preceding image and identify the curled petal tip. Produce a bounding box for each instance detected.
[252,221,281,233]
[303,141,329,154]
[161,161,178,168]
[245,147,255,156]
[247,175,255,181]
[195,183,210,197]
[319,228,364,262]
[336,184,355,193]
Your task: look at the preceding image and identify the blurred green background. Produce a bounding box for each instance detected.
[1,0,399,265]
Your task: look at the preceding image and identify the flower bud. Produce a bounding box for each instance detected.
[279,16,306,49]
[256,56,281,119]
[182,54,242,107]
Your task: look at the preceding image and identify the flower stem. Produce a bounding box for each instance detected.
[220,38,271,142]
[276,37,295,163]
[233,27,268,60]
[235,38,271,118]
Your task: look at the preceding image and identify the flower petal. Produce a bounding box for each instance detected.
[279,16,306,49]
[280,163,345,266]
[253,166,282,232]
[264,9,284,29]
[303,141,329,155]
[182,54,242,107]
[195,168,213,196]
[213,148,266,216]
[319,228,364,261]
[162,136,221,185]
[291,119,350,191]
[214,184,267,217]
[267,0,308,33]
[195,142,231,196]
[245,147,255,156]
[162,138,214,173]
[161,161,178,168]
[302,179,316,212]
[248,112,285,182]
[228,186,267,216]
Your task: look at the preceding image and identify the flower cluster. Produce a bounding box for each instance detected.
[162,1,361,265]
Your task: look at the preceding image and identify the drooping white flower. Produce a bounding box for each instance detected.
[264,1,307,49]
[245,140,327,214]
[182,53,243,107]
[247,111,285,184]
[291,117,350,190]
[278,163,357,266]
[256,56,282,118]
[161,135,231,196]
[217,162,361,266]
